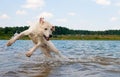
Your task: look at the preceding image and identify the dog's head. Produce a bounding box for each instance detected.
[39,18,55,41]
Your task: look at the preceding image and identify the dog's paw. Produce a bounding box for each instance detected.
[6,38,15,46]
[6,41,12,46]
[25,52,32,57]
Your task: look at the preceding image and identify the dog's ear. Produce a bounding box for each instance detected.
[39,17,44,24]
[52,26,55,31]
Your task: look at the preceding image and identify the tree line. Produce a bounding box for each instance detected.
[0,26,120,36]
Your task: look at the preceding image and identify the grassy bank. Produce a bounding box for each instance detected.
[52,35,120,40]
[0,35,120,40]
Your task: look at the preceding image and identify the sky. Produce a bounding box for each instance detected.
[0,0,120,31]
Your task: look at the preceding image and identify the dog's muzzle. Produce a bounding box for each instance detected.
[43,35,52,41]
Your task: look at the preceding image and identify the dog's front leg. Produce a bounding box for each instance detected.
[6,30,30,46]
[26,42,41,57]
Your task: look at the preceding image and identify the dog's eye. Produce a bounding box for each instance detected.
[44,28,47,30]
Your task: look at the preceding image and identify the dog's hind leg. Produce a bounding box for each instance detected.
[47,41,62,58]
[50,47,61,57]
[53,49,62,58]
[40,47,52,58]
[6,30,30,46]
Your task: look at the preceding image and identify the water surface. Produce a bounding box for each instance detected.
[0,40,120,77]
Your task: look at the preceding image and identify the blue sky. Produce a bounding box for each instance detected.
[0,0,120,31]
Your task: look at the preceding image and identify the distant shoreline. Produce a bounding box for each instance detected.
[1,35,120,40]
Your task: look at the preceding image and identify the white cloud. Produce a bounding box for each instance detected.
[22,0,45,9]
[0,14,10,19]
[56,18,68,23]
[95,0,111,5]
[115,2,120,6]
[16,10,27,15]
[68,12,76,16]
[37,12,53,19]
[110,17,118,22]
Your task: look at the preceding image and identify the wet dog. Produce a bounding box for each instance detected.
[6,18,61,58]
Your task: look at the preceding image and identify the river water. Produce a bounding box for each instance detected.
[0,40,120,77]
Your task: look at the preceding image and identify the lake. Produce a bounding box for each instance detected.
[0,40,120,77]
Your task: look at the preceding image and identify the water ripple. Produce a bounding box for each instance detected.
[0,40,120,77]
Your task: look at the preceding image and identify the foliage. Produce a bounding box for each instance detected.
[0,26,120,40]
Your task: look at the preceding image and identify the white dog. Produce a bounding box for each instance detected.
[6,18,61,58]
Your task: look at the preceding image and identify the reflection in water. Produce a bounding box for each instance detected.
[19,63,52,77]
[2,63,52,77]
[0,40,120,77]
